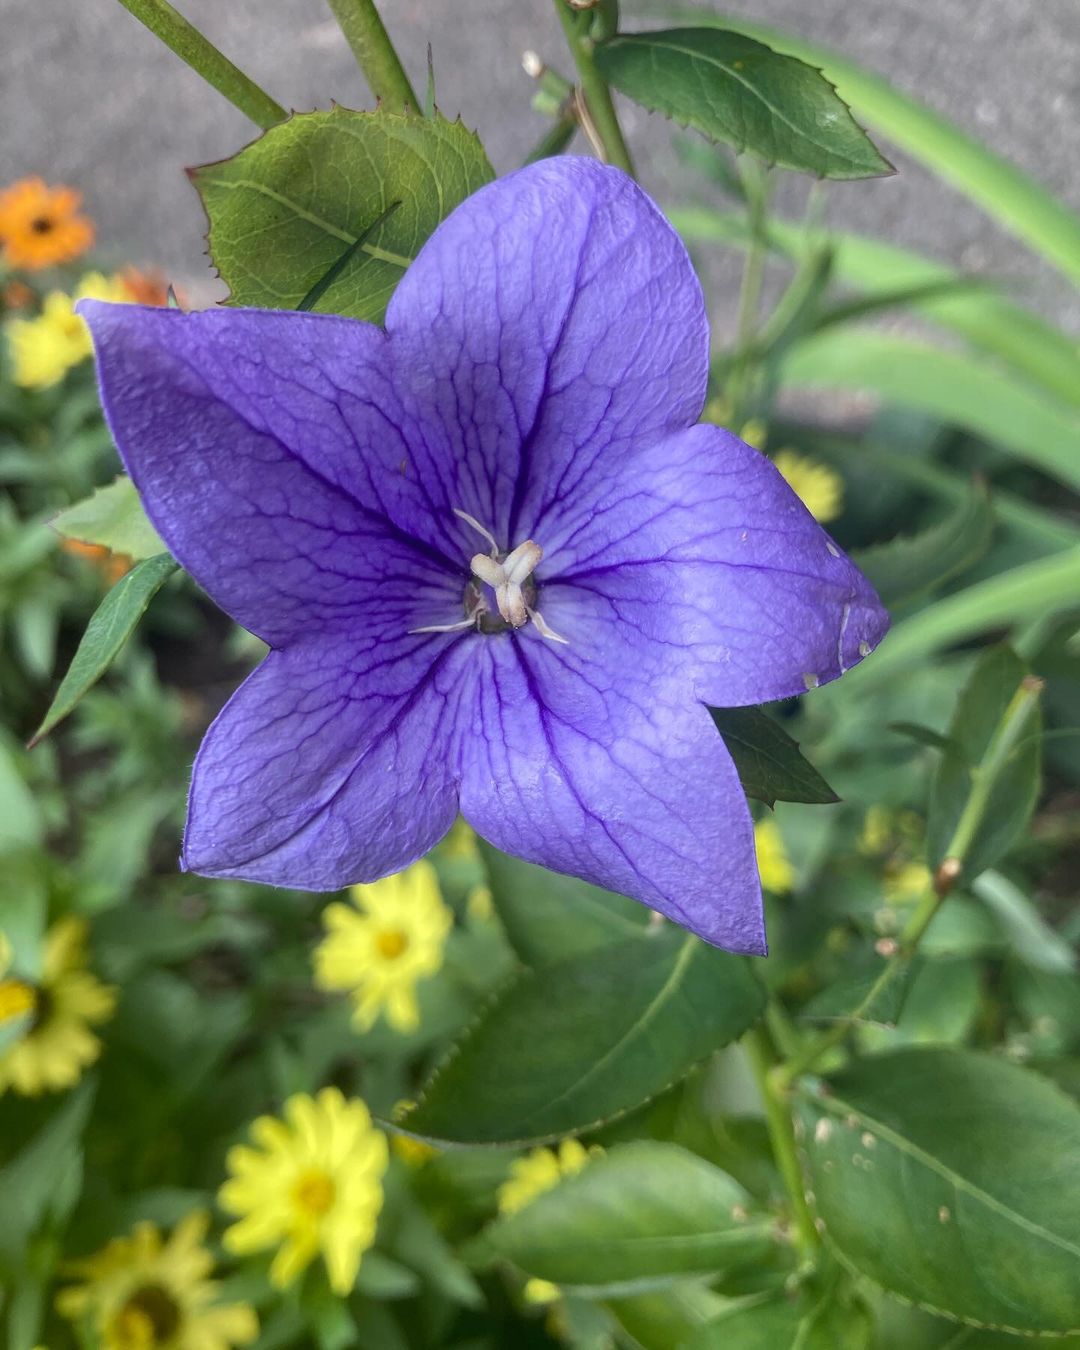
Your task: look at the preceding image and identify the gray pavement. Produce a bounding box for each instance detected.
[3,1,1079,329]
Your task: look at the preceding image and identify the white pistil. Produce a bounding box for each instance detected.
[410,509,568,643]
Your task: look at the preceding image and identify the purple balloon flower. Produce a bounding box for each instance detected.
[80,157,886,954]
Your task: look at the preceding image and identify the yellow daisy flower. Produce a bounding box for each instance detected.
[0,177,94,270]
[754,818,795,895]
[772,449,844,523]
[219,1087,388,1296]
[497,1139,599,1217]
[0,916,115,1097]
[7,271,134,388]
[56,1211,257,1350]
[313,860,452,1033]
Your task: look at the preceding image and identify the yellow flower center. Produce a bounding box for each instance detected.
[293,1168,336,1215]
[109,1284,181,1349]
[375,928,409,960]
[0,978,37,1024]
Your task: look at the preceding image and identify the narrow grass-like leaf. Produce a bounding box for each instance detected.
[710,705,838,806]
[30,554,178,745]
[647,6,1080,286]
[596,30,891,179]
[190,107,493,321]
[797,1048,1080,1332]
[51,476,167,561]
[781,329,1080,493]
[402,932,764,1145]
[480,1142,772,1292]
[851,484,994,607]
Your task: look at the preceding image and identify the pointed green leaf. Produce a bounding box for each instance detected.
[402,932,764,1145]
[927,646,1041,881]
[595,29,891,179]
[31,554,178,744]
[710,706,837,807]
[480,1142,772,1293]
[190,107,493,321]
[796,1048,1080,1333]
[851,484,994,607]
[51,477,167,561]
[479,842,650,969]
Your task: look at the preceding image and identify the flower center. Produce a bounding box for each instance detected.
[412,510,567,644]
[293,1167,336,1215]
[375,928,409,960]
[110,1284,181,1349]
[0,979,37,1025]
[30,215,55,235]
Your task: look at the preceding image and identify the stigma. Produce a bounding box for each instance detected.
[411,509,568,643]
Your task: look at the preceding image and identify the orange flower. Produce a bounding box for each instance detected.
[0,177,94,270]
[118,266,170,307]
[61,538,132,585]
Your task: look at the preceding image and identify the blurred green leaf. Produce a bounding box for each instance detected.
[847,549,1080,686]
[595,29,891,178]
[672,207,1080,409]
[606,1283,730,1350]
[710,706,838,807]
[51,476,167,561]
[796,1048,1080,1333]
[684,1280,873,1348]
[191,107,492,319]
[479,1141,771,1292]
[0,737,44,850]
[649,7,1080,286]
[0,1080,94,1275]
[782,330,1080,492]
[852,485,994,607]
[927,646,1041,882]
[480,842,649,968]
[30,553,178,745]
[859,957,982,1049]
[975,871,1075,974]
[403,933,764,1144]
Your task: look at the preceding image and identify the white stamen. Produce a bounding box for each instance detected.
[470,538,543,630]
[453,508,500,555]
[470,554,505,588]
[528,606,569,645]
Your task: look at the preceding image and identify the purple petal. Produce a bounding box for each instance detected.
[385,156,708,552]
[184,633,472,887]
[455,615,765,954]
[549,424,888,706]
[80,302,460,644]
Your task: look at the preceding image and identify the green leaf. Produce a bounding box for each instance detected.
[796,1047,1080,1333]
[782,329,1080,493]
[842,549,1080,688]
[402,932,765,1145]
[51,477,167,561]
[605,1283,730,1350]
[710,706,838,807]
[649,7,1080,287]
[30,554,178,745]
[927,646,1041,881]
[974,871,1075,975]
[479,841,650,968]
[190,107,493,320]
[851,485,994,607]
[480,1142,772,1292]
[684,1280,873,1349]
[595,30,891,179]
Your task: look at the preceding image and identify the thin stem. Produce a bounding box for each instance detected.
[117,0,286,129]
[554,1,635,175]
[727,158,770,425]
[778,673,1044,1087]
[324,0,419,111]
[743,1024,819,1263]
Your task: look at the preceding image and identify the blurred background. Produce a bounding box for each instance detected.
[4,0,1080,324]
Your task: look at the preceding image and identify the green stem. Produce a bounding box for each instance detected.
[727,158,770,425]
[778,674,1044,1087]
[743,1024,819,1262]
[324,0,419,111]
[116,0,286,129]
[554,2,635,175]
